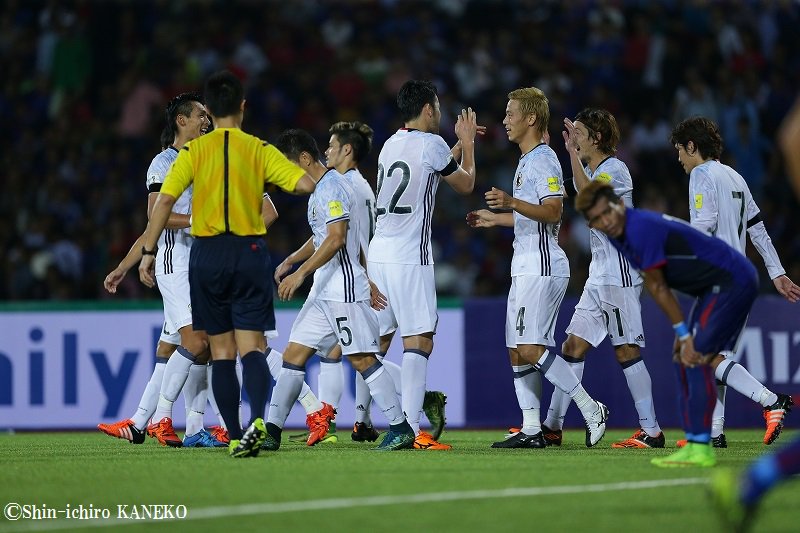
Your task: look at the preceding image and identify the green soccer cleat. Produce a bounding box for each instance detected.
[422,391,447,440]
[230,418,267,458]
[708,469,754,533]
[651,442,716,468]
[374,428,415,451]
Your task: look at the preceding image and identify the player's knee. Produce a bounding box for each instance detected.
[347,353,377,373]
[562,337,587,360]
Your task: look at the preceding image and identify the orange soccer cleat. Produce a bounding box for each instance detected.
[763,393,793,445]
[306,403,336,446]
[208,425,230,445]
[413,430,452,450]
[97,419,145,444]
[147,417,183,447]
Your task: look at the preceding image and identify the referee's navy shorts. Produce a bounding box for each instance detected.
[688,271,758,356]
[189,234,276,336]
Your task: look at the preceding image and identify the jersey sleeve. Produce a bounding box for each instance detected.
[322,180,351,225]
[744,188,760,222]
[423,135,456,175]
[160,147,194,199]
[688,168,718,234]
[532,157,564,201]
[262,144,306,192]
[145,154,172,192]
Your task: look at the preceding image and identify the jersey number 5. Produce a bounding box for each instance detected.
[336,317,353,346]
[376,161,412,216]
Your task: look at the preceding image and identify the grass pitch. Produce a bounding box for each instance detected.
[1,428,796,532]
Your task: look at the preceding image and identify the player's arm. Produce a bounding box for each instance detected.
[442,108,478,195]
[104,233,145,293]
[562,118,591,192]
[139,192,177,288]
[278,220,347,300]
[147,191,190,229]
[466,209,514,228]
[642,266,702,366]
[262,194,279,231]
[274,237,314,284]
[485,187,562,224]
[746,216,800,302]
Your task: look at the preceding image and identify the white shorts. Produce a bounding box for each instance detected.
[158,321,181,345]
[289,299,379,356]
[506,275,568,348]
[368,262,437,337]
[566,282,645,347]
[156,271,193,334]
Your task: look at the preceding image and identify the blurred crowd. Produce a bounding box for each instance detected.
[2,0,799,301]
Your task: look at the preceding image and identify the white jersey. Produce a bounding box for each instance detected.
[146,147,193,275]
[369,128,456,265]
[307,169,370,303]
[688,160,758,254]
[584,157,641,287]
[511,143,570,278]
[343,168,376,259]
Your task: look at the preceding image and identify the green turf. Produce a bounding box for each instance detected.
[0,429,796,532]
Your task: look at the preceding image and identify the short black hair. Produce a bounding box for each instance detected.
[574,108,620,155]
[274,129,321,162]
[670,117,723,160]
[204,70,243,118]
[329,121,374,163]
[397,80,438,123]
[575,180,621,217]
[162,92,202,147]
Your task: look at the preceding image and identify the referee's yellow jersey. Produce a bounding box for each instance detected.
[161,128,305,237]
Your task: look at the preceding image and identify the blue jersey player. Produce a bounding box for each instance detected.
[575,180,759,468]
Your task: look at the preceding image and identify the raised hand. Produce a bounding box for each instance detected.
[562,118,578,155]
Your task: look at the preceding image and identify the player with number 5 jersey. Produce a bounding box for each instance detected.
[368,80,479,450]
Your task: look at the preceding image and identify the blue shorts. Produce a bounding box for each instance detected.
[688,276,758,356]
[189,235,276,336]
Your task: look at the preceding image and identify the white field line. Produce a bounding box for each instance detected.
[0,477,707,532]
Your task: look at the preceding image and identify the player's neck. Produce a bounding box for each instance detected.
[518,134,544,155]
[309,161,330,182]
[333,163,355,175]
[586,152,612,173]
[172,134,191,150]
[404,117,432,133]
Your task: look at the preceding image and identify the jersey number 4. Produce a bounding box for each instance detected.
[376,161,413,216]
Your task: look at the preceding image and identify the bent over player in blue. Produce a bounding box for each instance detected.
[575,180,760,467]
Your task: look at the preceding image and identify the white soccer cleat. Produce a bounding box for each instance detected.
[584,401,609,447]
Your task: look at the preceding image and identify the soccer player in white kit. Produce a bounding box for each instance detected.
[671,116,799,448]
[99,93,222,447]
[368,80,479,450]
[542,108,664,449]
[266,129,415,451]
[467,87,608,448]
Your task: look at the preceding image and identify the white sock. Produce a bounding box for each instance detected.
[512,364,542,435]
[266,347,314,410]
[266,365,305,429]
[297,387,323,415]
[363,364,405,425]
[537,350,597,421]
[236,358,243,429]
[379,354,403,393]
[622,359,661,437]
[401,350,429,435]
[716,359,778,407]
[712,381,726,438]
[318,356,344,409]
[545,359,583,430]
[131,357,168,429]
[354,371,372,424]
[153,348,195,423]
[183,363,208,436]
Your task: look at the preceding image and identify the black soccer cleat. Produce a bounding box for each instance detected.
[541,424,563,446]
[491,431,547,449]
[351,422,380,442]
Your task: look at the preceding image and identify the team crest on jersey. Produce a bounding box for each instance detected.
[595,172,612,184]
[515,174,523,188]
[547,176,559,192]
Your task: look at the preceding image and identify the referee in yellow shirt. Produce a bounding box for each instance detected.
[139,71,315,457]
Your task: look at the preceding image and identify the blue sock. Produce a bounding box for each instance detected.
[211,359,242,440]
[241,351,270,425]
[677,364,715,442]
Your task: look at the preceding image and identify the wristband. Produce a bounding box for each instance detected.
[141,246,157,256]
[672,321,691,341]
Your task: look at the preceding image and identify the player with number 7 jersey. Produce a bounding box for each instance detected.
[368,80,478,450]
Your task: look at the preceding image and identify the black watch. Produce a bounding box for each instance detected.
[141,246,157,256]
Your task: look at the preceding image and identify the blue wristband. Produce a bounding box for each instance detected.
[673,321,690,341]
